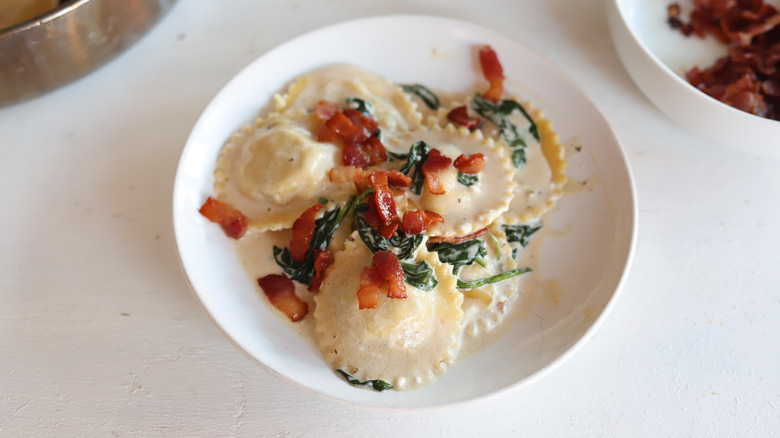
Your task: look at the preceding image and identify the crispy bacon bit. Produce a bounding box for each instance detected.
[402,210,444,235]
[479,45,505,102]
[365,192,399,239]
[198,197,248,239]
[361,136,389,165]
[421,148,452,195]
[357,265,383,309]
[328,165,360,184]
[314,100,339,142]
[453,153,486,174]
[351,168,412,193]
[315,101,389,167]
[373,251,407,299]
[368,172,398,228]
[447,105,481,130]
[343,109,378,143]
[289,203,323,262]
[427,227,488,245]
[258,274,308,322]
[308,249,334,292]
[342,142,371,168]
[667,0,780,119]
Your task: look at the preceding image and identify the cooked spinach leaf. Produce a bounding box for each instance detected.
[345,97,374,116]
[488,232,502,259]
[397,141,430,195]
[401,261,438,291]
[398,140,429,174]
[273,197,357,285]
[456,268,531,289]
[503,223,542,248]
[387,150,408,161]
[390,233,424,260]
[336,369,393,391]
[511,149,527,169]
[471,95,539,168]
[429,239,487,274]
[457,172,479,186]
[401,84,441,110]
[355,204,391,253]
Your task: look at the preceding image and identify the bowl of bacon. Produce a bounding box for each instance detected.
[608,0,780,157]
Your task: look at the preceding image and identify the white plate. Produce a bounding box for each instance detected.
[173,15,636,410]
[608,0,780,157]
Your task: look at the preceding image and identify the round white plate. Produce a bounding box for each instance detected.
[608,0,780,156]
[173,14,636,410]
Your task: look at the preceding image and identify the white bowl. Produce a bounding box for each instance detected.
[608,0,780,157]
[173,15,636,410]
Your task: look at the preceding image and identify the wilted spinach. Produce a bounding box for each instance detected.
[401,84,441,110]
[345,97,374,116]
[273,196,357,285]
[471,95,539,168]
[457,172,479,186]
[503,223,542,248]
[336,369,393,391]
[397,141,430,195]
[456,267,532,289]
[401,261,438,291]
[428,239,487,274]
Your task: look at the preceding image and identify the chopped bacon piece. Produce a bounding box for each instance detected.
[308,249,334,292]
[667,0,780,119]
[313,101,389,167]
[447,105,481,130]
[258,274,308,322]
[382,170,413,188]
[314,100,339,142]
[364,192,399,239]
[479,45,505,102]
[343,109,379,144]
[427,227,488,245]
[198,196,248,239]
[342,141,371,168]
[361,136,388,165]
[421,148,452,195]
[315,100,339,122]
[328,165,360,184]
[357,264,383,309]
[368,172,398,228]
[326,111,364,143]
[453,153,486,174]
[402,210,444,235]
[373,251,407,299]
[351,168,412,193]
[289,203,323,262]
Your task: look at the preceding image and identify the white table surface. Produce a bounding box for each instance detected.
[2,0,779,436]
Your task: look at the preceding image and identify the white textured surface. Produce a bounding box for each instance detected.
[1,0,778,436]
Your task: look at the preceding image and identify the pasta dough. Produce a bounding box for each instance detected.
[397,122,516,237]
[313,234,463,390]
[214,111,355,231]
[275,64,422,153]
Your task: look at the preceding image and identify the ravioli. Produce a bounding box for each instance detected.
[214,111,355,231]
[313,233,463,390]
[397,122,516,237]
[455,234,523,337]
[483,101,567,225]
[275,64,422,153]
